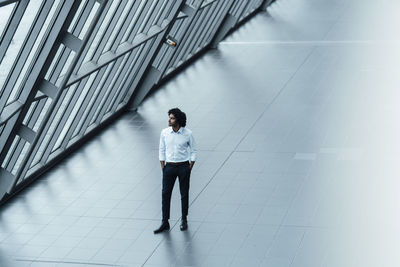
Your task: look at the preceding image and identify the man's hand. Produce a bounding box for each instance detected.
[160,161,165,170]
[189,161,195,171]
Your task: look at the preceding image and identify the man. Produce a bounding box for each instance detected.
[154,108,197,234]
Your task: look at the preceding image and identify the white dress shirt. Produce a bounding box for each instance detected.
[159,127,197,162]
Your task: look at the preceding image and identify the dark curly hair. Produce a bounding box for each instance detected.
[168,108,186,127]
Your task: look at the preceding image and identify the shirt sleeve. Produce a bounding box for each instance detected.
[159,130,166,161]
[189,132,197,162]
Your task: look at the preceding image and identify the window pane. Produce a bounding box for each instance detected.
[0,3,15,38]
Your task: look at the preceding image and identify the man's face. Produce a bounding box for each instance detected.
[168,114,178,127]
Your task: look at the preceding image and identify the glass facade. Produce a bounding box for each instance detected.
[0,0,272,203]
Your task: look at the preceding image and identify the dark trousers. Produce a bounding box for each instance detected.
[162,162,191,221]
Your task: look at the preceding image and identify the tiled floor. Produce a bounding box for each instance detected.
[2,0,400,266]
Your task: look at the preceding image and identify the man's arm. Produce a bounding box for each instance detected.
[159,130,166,170]
[188,132,197,170]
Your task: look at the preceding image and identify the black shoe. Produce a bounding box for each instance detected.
[180,219,188,231]
[154,221,170,234]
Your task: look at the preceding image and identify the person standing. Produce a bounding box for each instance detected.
[154,108,197,234]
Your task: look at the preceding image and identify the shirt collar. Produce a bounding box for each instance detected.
[169,127,183,134]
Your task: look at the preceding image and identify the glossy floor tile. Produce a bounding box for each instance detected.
[1,0,400,266]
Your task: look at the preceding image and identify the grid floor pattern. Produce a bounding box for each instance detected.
[1,0,400,266]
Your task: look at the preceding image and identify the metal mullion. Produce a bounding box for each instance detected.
[183,8,210,59]
[154,1,172,25]
[49,1,96,83]
[249,0,258,10]
[3,135,19,169]
[2,134,18,169]
[108,46,146,113]
[208,0,237,48]
[164,1,180,22]
[0,0,72,172]
[207,0,230,33]
[201,0,226,45]
[22,99,39,128]
[230,1,243,16]
[33,86,69,166]
[186,4,214,56]
[72,0,96,35]
[107,0,140,51]
[236,0,251,21]
[203,0,228,44]
[15,0,108,185]
[4,136,23,172]
[0,0,55,112]
[125,0,155,44]
[0,0,29,64]
[5,96,46,171]
[95,52,134,122]
[126,0,187,110]
[91,0,128,62]
[0,131,15,165]
[24,97,47,132]
[79,57,124,134]
[159,18,190,75]
[154,17,186,70]
[30,96,50,131]
[120,35,163,106]
[71,0,96,36]
[168,20,198,69]
[158,2,203,77]
[41,78,88,163]
[153,44,167,70]
[248,0,261,14]
[171,10,203,67]
[236,1,248,16]
[48,47,72,84]
[60,66,108,149]
[250,0,260,14]
[0,111,19,160]
[76,62,115,137]
[140,1,164,33]
[73,0,113,74]
[105,48,143,113]
[110,39,155,112]
[241,0,254,19]
[192,3,216,47]
[26,99,45,129]
[165,2,206,70]
[158,19,185,73]
[195,9,218,49]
